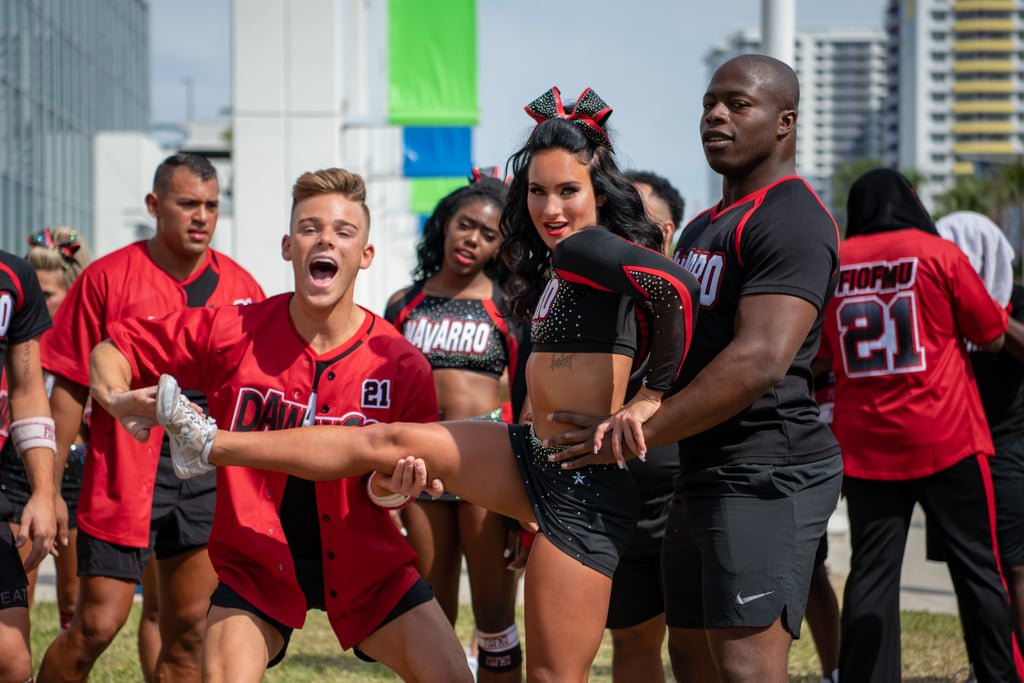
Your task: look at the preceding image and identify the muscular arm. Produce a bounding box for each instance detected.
[8,338,57,570]
[89,339,158,442]
[644,293,819,445]
[550,293,820,466]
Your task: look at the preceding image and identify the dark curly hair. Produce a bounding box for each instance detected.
[411,177,510,282]
[499,117,662,322]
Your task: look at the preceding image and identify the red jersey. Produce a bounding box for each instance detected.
[820,229,1007,479]
[41,241,265,546]
[107,294,439,648]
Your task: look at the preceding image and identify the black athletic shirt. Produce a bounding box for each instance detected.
[0,251,52,519]
[972,283,1024,445]
[672,176,841,472]
[532,226,699,392]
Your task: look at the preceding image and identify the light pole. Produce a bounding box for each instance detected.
[182,76,195,122]
[762,0,796,67]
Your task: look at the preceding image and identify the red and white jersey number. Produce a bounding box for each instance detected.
[836,292,926,378]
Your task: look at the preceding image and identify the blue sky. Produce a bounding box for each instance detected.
[150,0,888,216]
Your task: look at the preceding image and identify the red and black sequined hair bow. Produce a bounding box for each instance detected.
[524,86,614,151]
[469,166,511,184]
[27,226,81,268]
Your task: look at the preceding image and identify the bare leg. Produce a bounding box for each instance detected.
[707,619,792,683]
[138,556,160,682]
[358,598,474,683]
[524,536,611,682]
[402,501,462,623]
[154,546,216,681]
[804,561,840,681]
[611,614,667,683]
[202,606,282,683]
[211,421,536,523]
[460,504,522,683]
[0,606,32,683]
[667,627,720,683]
[56,528,81,631]
[37,574,136,681]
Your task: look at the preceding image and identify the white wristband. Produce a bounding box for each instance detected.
[366,471,411,509]
[10,417,57,456]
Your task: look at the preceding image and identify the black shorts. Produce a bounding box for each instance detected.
[508,424,640,578]
[0,497,28,610]
[990,438,1024,567]
[210,577,435,668]
[77,456,214,581]
[0,441,86,527]
[606,486,672,629]
[662,454,842,637]
[149,451,216,551]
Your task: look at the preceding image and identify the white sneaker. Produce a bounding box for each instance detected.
[156,374,217,479]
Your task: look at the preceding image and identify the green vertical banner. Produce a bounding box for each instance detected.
[388,0,478,125]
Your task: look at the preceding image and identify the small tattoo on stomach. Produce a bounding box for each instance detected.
[549,354,572,370]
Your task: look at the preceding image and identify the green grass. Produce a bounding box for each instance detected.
[28,601,969,681]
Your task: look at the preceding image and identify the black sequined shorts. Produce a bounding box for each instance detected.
[508,423,640,577]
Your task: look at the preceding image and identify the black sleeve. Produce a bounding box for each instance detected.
[553,227,700,392]
[2,252,52,344]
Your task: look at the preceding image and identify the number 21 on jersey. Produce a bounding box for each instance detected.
[836,292,926,377]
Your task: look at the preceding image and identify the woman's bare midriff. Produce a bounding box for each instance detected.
[432,368,502,420]
[527,351,633,440]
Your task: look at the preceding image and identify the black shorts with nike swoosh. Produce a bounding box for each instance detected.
[661,454,842,635]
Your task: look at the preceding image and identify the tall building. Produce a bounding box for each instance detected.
[705,26,888,209]
[884,0,1024,210]
[0,0,149,254]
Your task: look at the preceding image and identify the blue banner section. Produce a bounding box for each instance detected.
[403,127,472,178]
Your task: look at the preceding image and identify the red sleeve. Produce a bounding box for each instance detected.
[41,267,109,387]
[107,308,225,389]
[949,247,1009,345]
[390,342,439,425]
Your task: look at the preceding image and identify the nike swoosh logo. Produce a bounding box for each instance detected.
[735,590,775,605]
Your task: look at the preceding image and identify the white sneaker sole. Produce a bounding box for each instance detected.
[156,374,182,429]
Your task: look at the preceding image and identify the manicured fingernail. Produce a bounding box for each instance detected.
[638,451,647,462]
[503,549,511,559]
[617,461,625,470]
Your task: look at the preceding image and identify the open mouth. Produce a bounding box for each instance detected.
[453,248,475,266]
[544,222,567,237]
[309,257,338,285]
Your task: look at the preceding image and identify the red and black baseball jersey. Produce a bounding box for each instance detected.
[820,229,1007,480]
[107,294,439,648]
[671,176,841,472]
[41,241,265,548]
